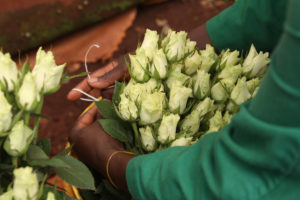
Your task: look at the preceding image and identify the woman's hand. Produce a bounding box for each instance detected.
[67,56,129,101]
[70,105,135,191]
[69,105,124,175]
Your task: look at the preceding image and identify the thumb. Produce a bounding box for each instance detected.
[73,105,99,131]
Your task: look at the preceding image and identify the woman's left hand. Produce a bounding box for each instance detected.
[69,105,124,176]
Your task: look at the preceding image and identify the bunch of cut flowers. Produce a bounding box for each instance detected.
[0,48,95,200]
[96,29,270,153]
[90,29,270,199]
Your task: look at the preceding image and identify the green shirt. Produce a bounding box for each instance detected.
[127,0,300,199]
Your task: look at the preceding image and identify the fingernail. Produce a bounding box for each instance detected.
[88,77,98,83]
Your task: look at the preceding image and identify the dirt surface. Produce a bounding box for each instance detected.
[0,0,145,54]
[39,0,233,156]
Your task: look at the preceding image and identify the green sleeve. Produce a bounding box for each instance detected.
[206,0,287,52]
[126,0,300,199]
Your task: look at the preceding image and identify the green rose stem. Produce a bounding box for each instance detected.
[10,109,24,128]
[132,122,142,153]
[12,157,18,168]
[24,112,31,125]
[32,95,44,144]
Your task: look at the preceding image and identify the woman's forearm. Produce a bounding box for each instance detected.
[188,23,213,49]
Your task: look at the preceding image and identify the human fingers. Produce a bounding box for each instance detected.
[87,59,128,89]
[67,78,91,101]
[67,60,118,101]
[73,105,99,131]
[102,87,115,99]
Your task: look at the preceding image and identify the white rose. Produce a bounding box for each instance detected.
[223,111,232,125]
[180,110,201,135]
[139,92,166,125]
[230,77,251,105]
[129,53,150,83]
[218,64,243,81]
[193,70,211,100]
[0,90,12,133]
[185,39,196,54]
[246,78,261,95]
[150,49,168,79]
[32,47,65,94]
[46,192,56,200]
[194,97,214,117]
[163,30,187,62]
[157,114,180,144]
[199,44,218,72]
[17,72,40,111]
[200,44,218,60]
[118,94,138,121]
[139,126,156,151]
[137,29,159,60]
[220,49,241,70]
[0,52,19,91]
[206,110,224,134]
[4,120,33,156]
[170,136,192,147]
[184,50,201,75]
[220,77,237,92]
[168,85,192,114]
[242,44,270,78]
[13,167,39,200]
[166,65,190,89]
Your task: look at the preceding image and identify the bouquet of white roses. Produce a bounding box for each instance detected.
[0,49,95,200]
[96,29,270,154]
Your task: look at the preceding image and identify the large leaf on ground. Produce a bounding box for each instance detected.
[53,155,95,190]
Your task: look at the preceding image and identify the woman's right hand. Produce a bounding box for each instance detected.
[67,55,129,101]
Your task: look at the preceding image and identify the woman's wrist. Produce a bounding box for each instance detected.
[106,150,136,191]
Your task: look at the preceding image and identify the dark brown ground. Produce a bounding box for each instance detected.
[39,0,233,156]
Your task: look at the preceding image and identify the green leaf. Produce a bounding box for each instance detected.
[53,155,95,190]
[27,144,69,168]
[112,81,125,105]
[62,72,88,83]
[27,144,49,160]
[29,157,70,168]
[95,100,119,120]
[20,60,31,77]
[29,112,51,121]
[37,138,51,155]
[98,119,130,142]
